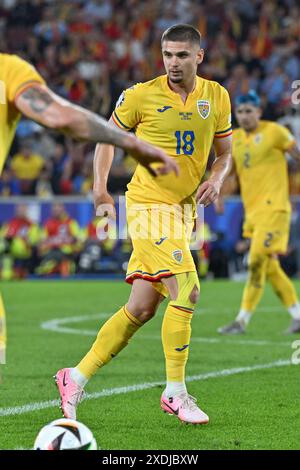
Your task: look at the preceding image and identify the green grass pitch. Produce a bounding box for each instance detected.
[0,279,299,450]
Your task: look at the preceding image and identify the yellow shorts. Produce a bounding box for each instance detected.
[243,211,290,255]
[125,207,197,296]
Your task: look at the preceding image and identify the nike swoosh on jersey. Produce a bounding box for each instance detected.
[155,237,168,245]
[157,106,172,113]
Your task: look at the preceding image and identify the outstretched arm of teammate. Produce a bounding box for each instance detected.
[196,135,232,208]
[14,84,178,177]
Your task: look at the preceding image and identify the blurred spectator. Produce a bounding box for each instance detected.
[35,167,53,198]
[49,143,72,195]
[73,158,93,195]
[0,168,21,196]
[1,0,300,197]
[0,204,40,279]
[33,6,67,42]
[37,203,81,277]
[10,141,44,195]
[78,216,118,273]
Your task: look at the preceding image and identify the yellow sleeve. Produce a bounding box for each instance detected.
[273,123,296,152]
[5,54,45,103]
[214,86,232,139]
[111,84,142,131]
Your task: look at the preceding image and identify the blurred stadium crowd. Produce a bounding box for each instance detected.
[0,202,218,279]
[0,0,300,196]
[0,0,300,279]
[1,201,299,280]
[0,202,133,279]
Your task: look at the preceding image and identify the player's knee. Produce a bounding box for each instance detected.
[248,253,267,285]
[248,253,265,272]
[138,307,157,323]
[128,302,157,323]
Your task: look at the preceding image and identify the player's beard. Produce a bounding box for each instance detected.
[169,71,183,84]
[169,77,183,84]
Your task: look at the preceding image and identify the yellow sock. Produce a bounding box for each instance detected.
[77,306,142,379]
[267,258,298,307]
[162,303,193,383]
[241,254,268,312]
[0,294,7,364]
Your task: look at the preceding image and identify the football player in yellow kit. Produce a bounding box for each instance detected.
[217,90,300,335]
[0,53,178,365]
[55,24,232,425]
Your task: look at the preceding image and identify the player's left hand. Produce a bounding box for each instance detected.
[196,180,221,207]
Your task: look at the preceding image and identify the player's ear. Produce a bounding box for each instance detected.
[257,107,263,119]
[196,48,204,65]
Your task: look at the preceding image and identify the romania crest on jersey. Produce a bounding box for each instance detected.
[172,249,183,263]
[197,100,210,119]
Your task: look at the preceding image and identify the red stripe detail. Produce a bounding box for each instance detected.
[112,113,125,129]
[173,306,194,314]
[126,272,173,284]
[214,131,232,139]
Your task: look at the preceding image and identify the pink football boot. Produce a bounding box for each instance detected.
[54,368,84,420]
[161,392,209,425]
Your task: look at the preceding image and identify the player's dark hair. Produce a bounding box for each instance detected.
[161,24,201,47]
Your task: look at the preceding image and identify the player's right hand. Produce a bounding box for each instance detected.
[93,191,116,219]
[127,136,179,177]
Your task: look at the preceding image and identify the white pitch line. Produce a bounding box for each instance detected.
[0,359,291,417]
[41,313,110,336]
[141,334,291,347]
[41,313,292,347]
[41,305,287,334]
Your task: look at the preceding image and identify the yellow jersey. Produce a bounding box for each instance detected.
[112,75,232,210]
[0,53,45,174]
[10,152,44,180]
[233,121,295,217]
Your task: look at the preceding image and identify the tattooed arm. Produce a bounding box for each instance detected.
[14,84,178,176]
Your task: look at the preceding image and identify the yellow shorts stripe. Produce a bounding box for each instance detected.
[126,269,173,284]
